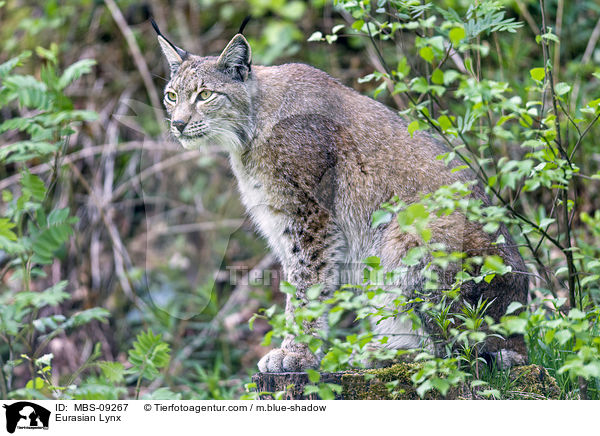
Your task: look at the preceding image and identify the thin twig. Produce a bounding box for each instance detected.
[103,0,163,124]
[0,142,221,191]
[168,255,277,377]
[109,149,203,202]
[540,0,578,308]
[571,16,600,112]
[67,161,150,312]
[514,0,540,36]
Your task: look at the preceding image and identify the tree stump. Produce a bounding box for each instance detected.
[252,363,560,400]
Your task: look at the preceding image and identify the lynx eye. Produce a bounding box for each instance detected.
[165,91,177,103]
[198,90,213,101]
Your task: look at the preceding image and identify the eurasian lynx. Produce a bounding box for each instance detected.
[153,21,528,372]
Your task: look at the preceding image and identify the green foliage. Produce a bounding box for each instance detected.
[500,299,600,396]
[0,25,177,401]
[127,329,171,399]
[0,46,111,400]
[4,333,176,400]
[411,353,467,398]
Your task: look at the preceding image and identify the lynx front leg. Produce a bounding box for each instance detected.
[258,220,341,373]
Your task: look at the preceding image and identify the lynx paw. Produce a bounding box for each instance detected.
[257,347,320,373]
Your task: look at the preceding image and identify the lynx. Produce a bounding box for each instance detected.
[152,20,528,372]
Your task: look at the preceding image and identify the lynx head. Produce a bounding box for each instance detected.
[153,20,255,151]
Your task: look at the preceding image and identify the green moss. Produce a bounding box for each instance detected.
[506,365,561,399]
[254,364,561,399]
[337,363,560,400]
[341,362,431,399]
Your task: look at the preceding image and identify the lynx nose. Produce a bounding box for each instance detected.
[172,120,187,133]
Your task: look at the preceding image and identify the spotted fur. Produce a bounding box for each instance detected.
[156,29,529,372]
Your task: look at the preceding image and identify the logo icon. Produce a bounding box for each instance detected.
[2,402,50,433]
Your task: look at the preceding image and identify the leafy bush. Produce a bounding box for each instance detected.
[0,43,176,401]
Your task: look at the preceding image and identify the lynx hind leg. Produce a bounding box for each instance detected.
[459,254,529,368]
[358,309,432,369]
[482,334,528,369]
[370,291,430,349]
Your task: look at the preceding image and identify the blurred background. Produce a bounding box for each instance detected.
[1,0,599,399]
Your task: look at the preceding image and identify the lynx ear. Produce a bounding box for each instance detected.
[151,18,187,76]
[217,34,252,81]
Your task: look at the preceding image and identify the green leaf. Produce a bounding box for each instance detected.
[530,67,545,82]
[332,24,345,34]
[280,281,296,295]
[0,51,31,78]
[407,120,420,137]
[363,256,381,268]
[21,171,46,201]
[58,59,96,90]
[35,353,53,367]
[127,329,171,381]
[16,281,69,308]
[306,369,320,383]
[502,317,527,334]
[483,255,506,273]
[2,190,12,202]
[399,203,428,226]
[555,82,571,96]
[416,379,433,398]
[31,222,74,264]
[26,377,45,390]
[392,81,408,94]
[437,115,452,131]
[410,77,429,93]
[69,308,110,327]
[568,308,586,320]
[431,377,450,396]
[278,1,306,20]
[0,218,17,241]
[2,75,50,109]
[306,284,323,300]
[325,34,338,44]
[261,330,274,346]
[505,301,523,315]
[541,31,559,43]
[141,387,182,400]
[449,27,466,46]
[419,46,434,63]
[352,20,365,31]
[554,330,572,345]
[32,315,66,333]
[263,305,277,318]
[307,31,323,42]
[98,361,125,384]
[371,210,392,228]
[0,141,59,163]
[431,68,444,85]
[36,46,58,65]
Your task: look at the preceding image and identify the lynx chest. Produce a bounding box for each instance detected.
[228,153,292,262]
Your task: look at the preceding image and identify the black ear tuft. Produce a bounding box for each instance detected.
[150,17,161,36]
[150,17,188,76]
[216,34,252,81]
[238,16,251,35]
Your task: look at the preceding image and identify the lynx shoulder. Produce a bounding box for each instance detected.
[154,23,529,372]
